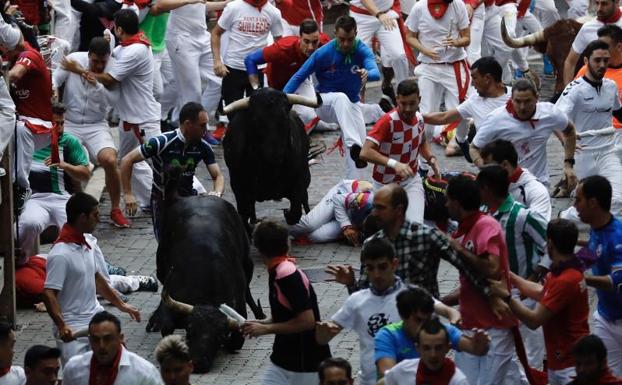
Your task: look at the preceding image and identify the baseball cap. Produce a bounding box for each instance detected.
[24,345,61,368]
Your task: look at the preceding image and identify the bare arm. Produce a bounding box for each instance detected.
[315,320,343,344]
[205,0,229,12]
[585,275,614,290]
[243,309,315,337]
[206,162,225,195]
[509,272,544,301]
[405,30,439,61]
[563,49,580,86]
[211,24,229,77]
[8,63,28,84]
[42,289,66,330]
[423,109,462,125]
[509,298,553,330]
[361,139,418,179]
[95,272,141,321]
[561,121,578,190]
[150,0,203,13]
[46,160,90,182]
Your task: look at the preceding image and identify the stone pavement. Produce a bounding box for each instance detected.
[10,62,594,384]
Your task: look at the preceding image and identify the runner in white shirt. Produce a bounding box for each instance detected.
[423,56,510,161]
[159,0,229,122]
[563,0,622,86]
[317,239,462,385]
[41,193,140,366]
[0,324,25,385]
[383,319,468,385]
[212,0,283,106]
[555,39,622,222]
[0,15,22,175]
[405,0,471,142]
[470,79,578,188]
[62,312,163,385]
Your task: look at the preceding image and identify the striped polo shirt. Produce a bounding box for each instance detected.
[491,195,548,278]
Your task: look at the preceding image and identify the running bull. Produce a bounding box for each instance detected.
[223,88,321,232]
[146,186,265,373]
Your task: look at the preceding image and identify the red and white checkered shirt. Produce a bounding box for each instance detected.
[367,109,426,184]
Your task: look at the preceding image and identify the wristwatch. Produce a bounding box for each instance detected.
[564,158,575,166]
[375,10,386,18]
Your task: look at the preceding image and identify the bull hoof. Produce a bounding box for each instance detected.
[284,209,301,225]
[146,316,161,333]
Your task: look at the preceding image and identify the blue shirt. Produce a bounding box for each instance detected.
[283,39,380,102]
[588,216,622,321]
[139,129,216,196]
[374,321,462,363]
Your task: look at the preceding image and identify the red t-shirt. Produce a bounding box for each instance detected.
[12,47,53,121]
[540,267,590,370]
[276,0,323,26]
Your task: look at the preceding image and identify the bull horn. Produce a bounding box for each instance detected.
[286,93,321,108]
[162,289,194,315]
[223,97,250,115]
[500,18,545,48]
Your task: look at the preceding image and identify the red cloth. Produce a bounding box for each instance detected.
[55,224,91,249]
[508,167,524,183]
[88,346,122,385]
[14,0,41,25]
[517,0,531,18]
[495,0,516,6]
[463,0,481,8]
[428,0,450,18]
[50,124,60,164]
[392,0,418,66]
[244,0,268,10]
[276,0,323,26]
[0,367,11,377]
[506,99,538,128]
[540,267,590,370]
[12,45,53,122]
[511,326,548,385]
[598,7,622,23]
[452,211,484,238]
[15,256,47,298]
[416,358,456,385]
[595,370,622,384]
[484,0,495,6]
[120,32,151,47]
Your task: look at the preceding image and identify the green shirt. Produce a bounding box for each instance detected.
[140,12,169,53]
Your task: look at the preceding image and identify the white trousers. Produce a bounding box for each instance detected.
[118,121,161,208]
[480,6,513,81]
[50,0,75,43]
[594,310,622,377]
[18,193,68,264]
[352,11,409,85]
[359,102,384,124]
[109,275,140,293]
[519,298,545,369]
[289,183,343,242]
[14,122,52,190]
[293,79,320,127]
[456,328,524,385]
[0,82,16,162]
[166,31,221,122]
[373,175,424,224]
[515,12,542,72]
[533,0,560,28]
[467,5,486,65]
[261,362,318,385]
[153,49,178,121]
[64,121,117,162]
[55,334,89,367]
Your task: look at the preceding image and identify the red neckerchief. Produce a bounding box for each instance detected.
[597,369,622,384]
[88,346,122,385]
[415,358,456,385]
[266,255,297,271]
[508,167,524,183]
[505,99,538,129]
[55,224,91,249]
[50,124,61,164]
[428,0,450,19]
[120,32,151,47]
[598,7,622,23]
[453,211,484,239]
[244,0,268,10]
[0,367,11,377]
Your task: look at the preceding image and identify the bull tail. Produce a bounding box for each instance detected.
[246,288,266,319]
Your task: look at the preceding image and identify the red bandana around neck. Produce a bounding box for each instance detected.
[505,99,538,128]
[0,367,11,377]
[453,211,485,238]
[509,167,524,183]
[266,255,297,271]
[599,7,622,23]
[244,0,268,10]
[120,32,151,47]
[415,358,456,385]
[428,0,450,18]
[55,224,91,249]
[88,346,122,385]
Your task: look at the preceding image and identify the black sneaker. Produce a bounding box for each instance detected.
[456,139,473,163]
[136,275,158,292]
[349,144,368,168]
[379,95,395,113]
[13,185,30,216]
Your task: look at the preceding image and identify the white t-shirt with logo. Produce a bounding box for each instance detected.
[456,88,511,128]
[405,0,469,64]
[0,367,25,385]
[555,76,621,151]
[44,234,108,329]
[473,102,569,185]
[571,13,622,56]
[384,358,468,385]
[218,0,283,70]
[331,286,403,385]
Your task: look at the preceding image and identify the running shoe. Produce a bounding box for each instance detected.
[110,208,130,228]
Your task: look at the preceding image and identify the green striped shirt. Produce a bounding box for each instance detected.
[492,195,548,278]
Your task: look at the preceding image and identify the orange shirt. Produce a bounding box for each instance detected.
[576,64,622,128]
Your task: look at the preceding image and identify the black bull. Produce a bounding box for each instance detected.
[146,190,265,373]
[223,88,321,231]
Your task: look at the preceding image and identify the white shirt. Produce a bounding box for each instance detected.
[385,358,468,385]
[0,367,25,385]
[571,13,622,55]
[350,0,394,12]
[0,17,20,111]
[44,234,108,328]
[108,43,160,123]
[510,168,552,221]
[456,88,511,128]
[168,1,209,36]
[53,52,112,125]
[405,0,469,64]
[555,76,620,151]
[473,102,569,185]
[62,347,163,385]
[332,285,403,385]
[218,0,283,70]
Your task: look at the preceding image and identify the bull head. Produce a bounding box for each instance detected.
[223,90,321,115]
[501,17,545,48]
[161,290,244,373]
